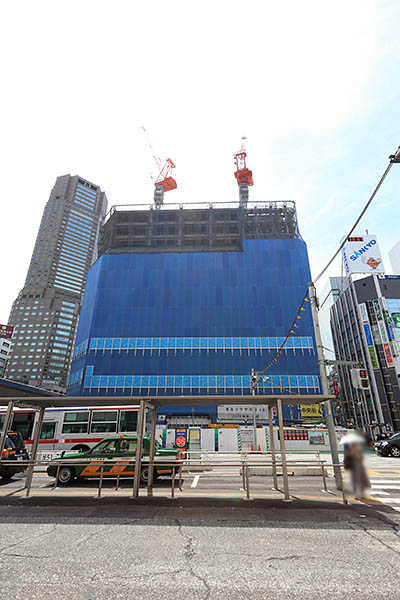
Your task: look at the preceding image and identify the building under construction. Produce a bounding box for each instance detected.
[68,196,320,427]
[100,201,300,255]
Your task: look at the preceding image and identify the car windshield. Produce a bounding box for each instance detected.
[5,436,16,449]
[389,433,400,441]
[8,432,24,450]
[90,439,119,454]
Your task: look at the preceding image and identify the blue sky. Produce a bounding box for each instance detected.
[1,0,400,319]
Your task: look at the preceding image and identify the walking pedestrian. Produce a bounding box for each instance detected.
[344,440,370,499]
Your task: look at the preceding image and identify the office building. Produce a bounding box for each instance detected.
[319,277,347,355]
[389,240,400,274]
[68,201,320,425]
[330,274,400,432]
[5,175,108,389]
[0,338,12,377]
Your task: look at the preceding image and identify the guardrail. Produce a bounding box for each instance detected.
[0,456,348,504]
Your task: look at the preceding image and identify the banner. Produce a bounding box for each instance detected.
[342,235,385,275]
[0,324,13,339]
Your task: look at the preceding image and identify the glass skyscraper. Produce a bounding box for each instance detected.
[5,175,107,390]
[68,202,320,424]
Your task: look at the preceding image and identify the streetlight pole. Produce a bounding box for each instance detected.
[308,282,343,490]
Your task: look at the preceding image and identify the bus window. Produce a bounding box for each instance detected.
[62,411,89,434]
[40,422,56,439]
[90,411,117,433]
[119,410,138,432]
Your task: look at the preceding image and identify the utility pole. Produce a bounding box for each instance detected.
[250,368,258,451]
[308,282,343,490]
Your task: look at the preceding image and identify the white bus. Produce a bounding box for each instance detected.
[0,405,140,459]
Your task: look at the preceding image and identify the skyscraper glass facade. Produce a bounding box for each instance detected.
[6,175,107,389]
[68,203,320,423]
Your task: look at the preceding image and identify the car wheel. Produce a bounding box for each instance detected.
[140,466,156,485]
[57,466,75,485]
[390,446,400,458]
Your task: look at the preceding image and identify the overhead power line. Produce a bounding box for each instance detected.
[313,146,400,284]
[253,146,400,380]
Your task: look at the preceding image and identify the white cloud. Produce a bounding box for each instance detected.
[0,0,399,320]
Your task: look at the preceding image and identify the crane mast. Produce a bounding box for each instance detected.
[234,136,253,208]
[142,127,177,209]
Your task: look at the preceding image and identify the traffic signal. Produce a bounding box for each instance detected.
[359,369,369,389]
[350,368,370,390]
[250,373,258,390]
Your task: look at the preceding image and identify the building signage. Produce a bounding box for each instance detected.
[175,429,187,449]
[368,346,379,370]
[383,343,393,366]
[363,323,373,347]
[0,324,13,339]
[342,235,385,275]
[359,303,369,323]
[239,427,254,452]
[359,303,380,370]
[300,404,322,421]
[218,405,268,423]
[372,299,395,368]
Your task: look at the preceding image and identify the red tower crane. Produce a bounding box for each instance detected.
[142,127,177,208]
[234,136,253,208]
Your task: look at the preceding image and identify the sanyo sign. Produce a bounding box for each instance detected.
[342,235,385,275]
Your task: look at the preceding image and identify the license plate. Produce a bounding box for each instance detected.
[16,456,24,460]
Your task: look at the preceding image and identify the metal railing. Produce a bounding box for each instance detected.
[0,456,348,503]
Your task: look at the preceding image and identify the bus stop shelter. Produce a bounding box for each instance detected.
[0,393,341,501]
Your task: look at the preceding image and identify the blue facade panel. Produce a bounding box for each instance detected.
[68,238,320,422]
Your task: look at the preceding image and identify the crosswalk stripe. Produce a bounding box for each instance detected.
[371,485,400,490]
[370,481,400,485]
[372,490,390,496]
[191,475,200,488]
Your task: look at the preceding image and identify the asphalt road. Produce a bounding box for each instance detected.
[1,453,400,599]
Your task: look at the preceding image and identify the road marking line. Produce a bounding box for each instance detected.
[371,490,390,496]
[371,484,400,489]
[191,475,200,488]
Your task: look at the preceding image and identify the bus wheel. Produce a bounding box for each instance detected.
[71,445,90,453]
[58,466,75,485]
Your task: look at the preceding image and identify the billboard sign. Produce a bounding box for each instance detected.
[0,324,13,339]
[342,235,385,275]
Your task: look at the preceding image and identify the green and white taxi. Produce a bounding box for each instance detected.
[47,434,180,485]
